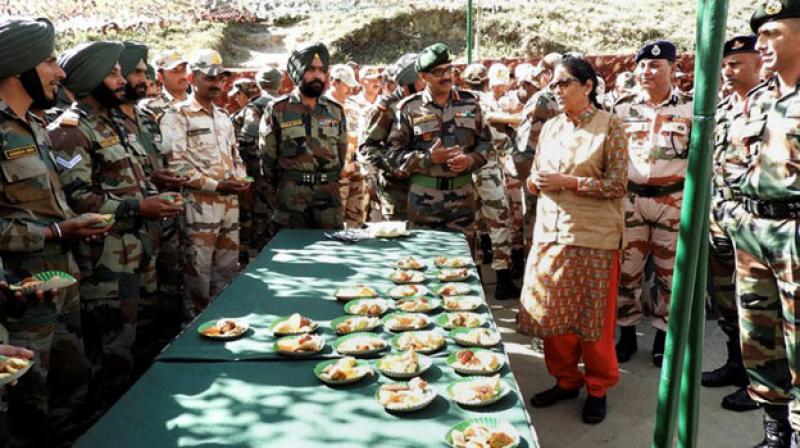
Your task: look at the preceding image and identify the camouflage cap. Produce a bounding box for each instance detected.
[119,41,148,77]
[231,78,257,95]
[635,40,677,63]
[329,64,359,88]
[0,17,56,78]
[189,49,228,77]
[256,66,283,90]
[415,43,452,73]
[393,53,420,86]
[359,66,382,80]
[723,35,758,58]
[154,49,187,70]
[60,41,124,98]
[462,63,488,84]
[750,0,800,32]
[488,63,511,88]
[287,42,330,85]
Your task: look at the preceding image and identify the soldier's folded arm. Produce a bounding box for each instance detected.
[160,111,219,192]
[49,125,141,217]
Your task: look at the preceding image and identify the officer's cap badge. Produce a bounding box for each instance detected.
[651,45,661,56]
[765,0,783,15]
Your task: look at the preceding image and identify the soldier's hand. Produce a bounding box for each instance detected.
[59,213,112,241]
[526,175,540,195]
[216,179,250,194]
[139,196,184,220]
[151,169,189,189]
[447,153,474,173]
[430,139,452,164]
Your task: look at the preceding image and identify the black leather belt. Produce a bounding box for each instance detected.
[743,197,800,219]
[627,181,684,197]
[282,170,340,184]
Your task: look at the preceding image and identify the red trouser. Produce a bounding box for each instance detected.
[543,251,621,398]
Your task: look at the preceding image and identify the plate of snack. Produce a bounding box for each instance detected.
[376,350,432,379]
[447,349,505,375]
[447,375,511,407]
[389,269,426,284]
[197,318,249,339]
[388,284,431,298]
[269,313,318,336]
[382,312,430,332]
[394,256,426,270]
[449,328,502,348]
[437,312,485,329]
[369,221,410,238]
[442,295,482,312]
[89,213,115,229]
[434,256,473,268]
[314,357,373,385]
[391,330,446,354]
[334,284,379,301]
[437,268,471,282]
[344,298,393,316]
[331,315,381,335]
[274,334,325,357]
[376,377,437,412]
[445,417,520,448]
[395,296,440,313]
[0,356,33,386]
[8,271,78,295]
[333,332,387,356]
[437,283,473,297]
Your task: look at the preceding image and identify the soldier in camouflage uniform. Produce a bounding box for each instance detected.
[258,43,347,232]
[387,43,491,242]
[731,3,800,446]
[360,54,425,221]
[0,18,113,447]
[48,41,183,415]
[161,49,249,314]
[139,49,189,119]
[701,35,761,413]
[612,41,694,367]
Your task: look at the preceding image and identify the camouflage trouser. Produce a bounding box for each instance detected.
[339,160,369,228]
[378,174,410,221]
[77,228,157,416]
[618,191,681,331]
[183,191,240,314]
[272,179,343,232]
[1,250,89,447]
[708,198,743,338]
[473,159,512,271]
[730,212,800,430]
[155,216,186,327]
[502,155,525,252]
[252,173,273,252]
[407,181,476,243]
[365,168,383,223]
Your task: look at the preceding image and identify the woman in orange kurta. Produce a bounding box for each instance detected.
[517,55,628,424]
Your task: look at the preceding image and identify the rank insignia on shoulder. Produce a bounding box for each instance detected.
[56,154,82,170]
[4,145,37,160]
[99,136,121,148]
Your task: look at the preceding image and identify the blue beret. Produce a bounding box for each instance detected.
[723,35,758,58]
[635,40,677,64]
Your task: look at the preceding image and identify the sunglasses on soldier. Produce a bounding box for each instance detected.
[429,66,454,78]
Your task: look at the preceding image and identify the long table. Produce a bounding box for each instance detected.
[77,229,539,448]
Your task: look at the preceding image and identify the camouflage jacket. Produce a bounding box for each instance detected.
[387,88,491,178]
[359,90,405,173]
[514,90,559,168]
[109,106,166,181]
[712,93,748,197]
[139,89,185,119]
[612,88,693,186]
[0,101,74,253]
[258,88,347,184]
[739,77,800,201]
[48,102,156,218]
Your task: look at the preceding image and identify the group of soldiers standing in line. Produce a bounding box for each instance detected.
[0,0,799,446]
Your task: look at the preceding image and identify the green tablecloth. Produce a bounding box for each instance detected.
[158,230,487,362]
[76,359,538,448]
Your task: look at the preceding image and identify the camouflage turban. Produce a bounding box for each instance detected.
[0,18,56,78]
[415,43,452,73]
[287,42,330,85]
[119,41,148,77]
[393,53,420,86]
[60,41,124,98]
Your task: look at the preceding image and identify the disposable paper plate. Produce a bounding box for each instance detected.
[8,271,77,295]
[313,358,373,385]
[269,315,318,336]
[446,348,505,375]
[449,328,501,348]
[273,335,325,357]
[331,315,381,335]
[436,269,471,282]
[344,298,393,316]
[197,319,249,340]
[394,297,441,313]
[437,312,486,329]
[388,270,426,284]
[376,352,433,379]
[382,312,430,332]
[333,332,387,356]
[446,377,512,407]
[390,331,446,355]
[376,383,437,412]
[444,417,520,447]
[442,296,482,312]
[388,284,430,298]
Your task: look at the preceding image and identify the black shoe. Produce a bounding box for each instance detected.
[511,248,525,279]
[652,330,666,367]
[530,385,580,408]
[703,338,748,387]
[480,234,493,265]
[616,326,638,363]
[753,417,793,448]
[494,269,521,300]
[582,395,607,424]
[722,386,760,412]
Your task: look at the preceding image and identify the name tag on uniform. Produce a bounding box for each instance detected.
[280,119,303,129]
[661,121,689,135]
[4,145,36,160]
[99,136,121,148]
[186,128,211,137]
[412,114,437,125]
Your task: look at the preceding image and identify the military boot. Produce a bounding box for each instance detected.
[721,386,759,412]
[494,269,521,301]
[480,234,493,265]
[702,337,748,387]
[616,325,638,363]
[511,248,525,279]
[753,417,792,448]
[652,329,666,367]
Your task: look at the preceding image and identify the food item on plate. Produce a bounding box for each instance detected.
[449,375,502,403]
[318,357,371,382]
[441,312,484,328]
[453,328,501,347]
[384,313,428,331]
[388,284,430,298]
[335,284,378,299]
[336,334,386,353]
[272,313,315,334]
[437,268,470,282]
[450,422,517,448]
[276,334,324,353]
[395,331,445,352]
[347,298,390,316]
[434,256,471,268]
[378,350,420,374]
[0,358,30,376]
[377,377,434,410]
[438,283,471,296]
[451,350,502,372]
[396,297,437,313]
[335,316,380,334]
[389,269,425,284]
[395,256,425,270]
[201,319,247,337]
[442,295,481,311]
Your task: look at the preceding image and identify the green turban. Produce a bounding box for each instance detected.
[287,42,329,85]
[0,18,56,78]
[119,41,148,77]
[393,53,420,86]
[60,41,124,98]
[146,63,156,81]
[415,43,452,73]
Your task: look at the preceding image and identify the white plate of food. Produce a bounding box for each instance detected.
[395,296,441,313]
[446,375,512,407]
[376,377,437,412]
[391,330,446,354]
[393,256,426,270]
[314,357,373,385]
[437,268,471,282]
[331,315,382,335]
[388,284,431,298]
[344,298,394,316]
[274,334,325,357]
[449,328,502,348]
[197,318,249,339]
[333,332,388,356]
[269,313,318,336]
[447,349,505,375]
[442,295,482,312]
[389,269,426,284]
[382,312,430,332]
[434,256,474,268]
[437,312,486,329]
[437,283,473,297]
[445,417,520,448]
[334,284,379,301]
[376,350,433,379]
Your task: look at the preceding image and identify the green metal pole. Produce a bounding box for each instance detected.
[652,0,728,446]
[677,212,709,448]
[466,0,473,64]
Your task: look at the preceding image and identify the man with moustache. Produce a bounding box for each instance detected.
[258,42,347,231]
[140,49,189,119]
[701,35,761,414]
[0,18,113,446]
[387,43,491,242]
[48,41,184,415]
[160,49,248,315]
[732,2,800,445]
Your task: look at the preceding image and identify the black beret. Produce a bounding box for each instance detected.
[723,35,758,58]
[635,40,677,64]
[751,0,800,33]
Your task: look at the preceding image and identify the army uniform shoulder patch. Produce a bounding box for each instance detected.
[3,144,37,160]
